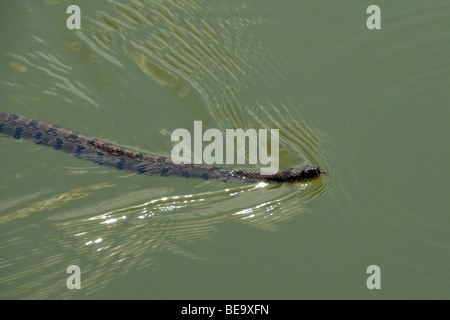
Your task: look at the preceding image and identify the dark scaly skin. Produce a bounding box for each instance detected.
[0,112,323,183]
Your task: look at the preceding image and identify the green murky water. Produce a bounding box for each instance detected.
[0,0,449,299]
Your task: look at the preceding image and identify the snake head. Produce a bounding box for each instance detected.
[284,165,323,183]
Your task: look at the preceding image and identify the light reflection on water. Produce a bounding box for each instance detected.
[0,176,324,298]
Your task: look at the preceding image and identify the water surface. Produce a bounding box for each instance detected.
[0,0,449,299]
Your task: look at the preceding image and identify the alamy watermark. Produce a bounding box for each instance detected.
[66,5,381,31]
[171,121,279,175]
[66,265,81,289]
[366,265,381,290]
[66,5,81,30]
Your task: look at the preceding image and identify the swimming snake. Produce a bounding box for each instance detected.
[0,112,323,183]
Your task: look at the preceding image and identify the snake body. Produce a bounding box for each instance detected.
[0,112,323,183]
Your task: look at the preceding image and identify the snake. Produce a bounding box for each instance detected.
[0,112,323,183]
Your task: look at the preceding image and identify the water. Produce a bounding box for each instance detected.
[0,0,449,299]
